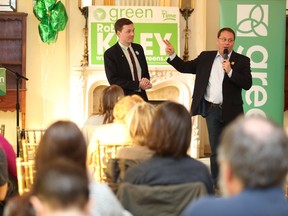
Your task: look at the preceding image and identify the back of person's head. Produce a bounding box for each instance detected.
[146,101,192,159]
[218,115,288,189]
[35,121,87,173]
[100,85,124,124]
[113,95,144,123]
[114,18,133,33]
[4,192,35,216]
[125,102,156,146]
[30,158,89,215]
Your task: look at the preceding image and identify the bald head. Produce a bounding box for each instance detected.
[218,115,288,188]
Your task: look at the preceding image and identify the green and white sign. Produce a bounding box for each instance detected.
[220,0,286,124]
[0,68,6,96]
[88,6,179,66]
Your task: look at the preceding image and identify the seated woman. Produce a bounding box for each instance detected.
[87,95,144,178]
[123,101,214,194]
[4,121,131,216]
[106,102,156,193]
[82,85,125,143]
[116,102,156,160]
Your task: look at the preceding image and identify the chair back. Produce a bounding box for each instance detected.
[16,158,35,195]
[90,142,132,182]
[0,124,5,136]
[117,182,207,216]
[22,129,45,144]
[21,139,38,162]
[106,158,145,194]
[18,129,44,161]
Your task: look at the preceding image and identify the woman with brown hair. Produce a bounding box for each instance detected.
[82,85,125,143]
[4,121,131,216]
[123,101,214,194]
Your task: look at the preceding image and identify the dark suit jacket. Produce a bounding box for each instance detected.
[167,51,252,125]
[104,42,150,101]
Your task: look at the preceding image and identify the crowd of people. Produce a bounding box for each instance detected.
[0,17,287,216]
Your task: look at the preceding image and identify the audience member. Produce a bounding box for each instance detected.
[30,158,90,216]
[0,135,18,214]
[124,101,214,194]
[38,121,131,216]
[5,121,131,216]
[116,102,156,160]
[105,102,156,193]
[0,135,17,181]
[0,148,8,214]
[82,85,125,143]
[182,116,288,216]
[87,95,144,175]
[3,192,35,216]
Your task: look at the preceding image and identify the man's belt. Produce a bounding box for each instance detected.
[206,100,222,109]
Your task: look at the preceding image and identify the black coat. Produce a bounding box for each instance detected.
[168,51,252,125]
[104,42,150,101]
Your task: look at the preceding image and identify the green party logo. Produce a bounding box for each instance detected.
[93,8,106,21]
[237,4,268,37]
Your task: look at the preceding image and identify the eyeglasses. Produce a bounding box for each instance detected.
[218,37,234,43]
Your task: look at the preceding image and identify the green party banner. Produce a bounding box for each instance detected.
[220,0,286,124]
[0,68,6,96]
[88,6,179,66]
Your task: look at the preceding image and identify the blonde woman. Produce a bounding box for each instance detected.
[87,95,144,180]
[116,102,156,160]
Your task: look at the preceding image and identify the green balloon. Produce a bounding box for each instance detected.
[33,0,47,21]
[43,0,57,11]
[50,1,68,32]
[38,15,58,44]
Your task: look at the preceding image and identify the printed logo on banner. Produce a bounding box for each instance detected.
[236,4,268,37]
[161,10,177,21]
[93,8,106,20]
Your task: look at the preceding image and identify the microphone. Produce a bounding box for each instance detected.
[223,48,228,60]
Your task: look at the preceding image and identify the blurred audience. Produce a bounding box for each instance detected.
[87,95,144,176]
[30,158,89,216]
[106,102,156,193]
[0,135,18,214]
[82,85,125,143]
[5,121,131,216]
[183,116,288,216]
[3,192,35,216]
[124,101,214,194]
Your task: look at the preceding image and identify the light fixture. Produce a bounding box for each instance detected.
[78,1,95,66]
[179,0,195,62]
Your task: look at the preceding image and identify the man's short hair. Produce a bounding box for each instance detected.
[218,115,288,188]
[217,27,236,40]
[114,18,133,34]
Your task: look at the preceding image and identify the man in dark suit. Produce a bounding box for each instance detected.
[104,18,152,101]
[164,28,252,187]
[183,116,288,216]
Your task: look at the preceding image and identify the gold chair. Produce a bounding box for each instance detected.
[16,157,35,195]
[0,124,5,136]
[18,129,44,161]
[21,139,38,162]
[22,129,45,144]
[90,142,133,182]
